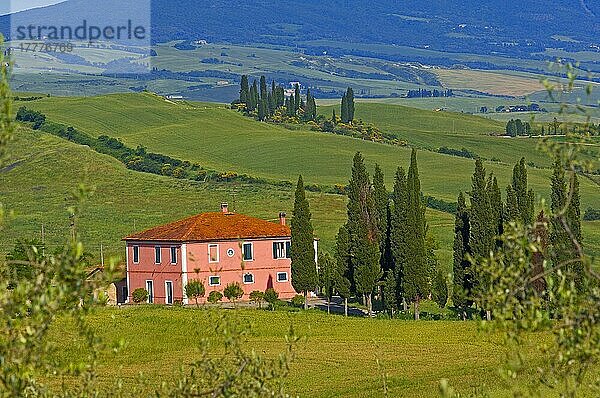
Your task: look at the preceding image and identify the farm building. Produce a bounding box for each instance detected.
[123,203,311,304]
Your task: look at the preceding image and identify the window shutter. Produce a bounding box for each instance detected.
[286,242,291,258]
[273,242,278,259]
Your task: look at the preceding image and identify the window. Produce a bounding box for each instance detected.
[243,273,254,284]
[285,241,291,259]
[132,245,139,264]
[273,242,285,259]
[170,246,177,264]
[146,280,154,303]
[165,281,173,305]
[277,272,288,282]
[154,246,161,264]
[242,242,253,261]
[209,276,221,286]
[208,244,219,263]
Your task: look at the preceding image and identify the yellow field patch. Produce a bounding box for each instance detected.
[433,69,546,96]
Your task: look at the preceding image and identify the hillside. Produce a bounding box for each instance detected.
[0,125,458,266]
[22,93,600,208]
[3,0,599,59]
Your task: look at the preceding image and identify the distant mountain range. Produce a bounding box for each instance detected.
[1,0,599,59]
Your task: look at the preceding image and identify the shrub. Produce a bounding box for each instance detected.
[291,294,305,308]
[249,290,265,308]
[583,207,600,221]
[224,282,244,306]
[432,270,449,308]
[207,290,223,304]
[132,288,148,303]
[264,288,279,310]
[185,280,206,307]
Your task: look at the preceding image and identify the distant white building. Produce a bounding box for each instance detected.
[288,81,301,89]
[165,95,184,100]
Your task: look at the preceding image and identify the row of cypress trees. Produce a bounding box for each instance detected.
[290,150,439,318]
[452,157,584,318]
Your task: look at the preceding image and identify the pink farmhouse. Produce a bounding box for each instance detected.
[123,203,314,304]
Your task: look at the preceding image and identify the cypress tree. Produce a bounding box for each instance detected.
[452,192,472,315]
[505,185,520,222]
[511,158,534,225]
[294,84,301,112]
[488,175,504,239]
[239,75,249,105]
[258,98,267,121]
[390,167,408,309]
[259,76,268,101]
[290,175,318,310]
[469,159,494,260]
[373,164,388,255]
[334,225,352,316]
[531,210,549,296]
[403,149,427,320]
[346,152,381,316]
[469,159,494,320]
[550,159,570,272]
[341,93,349,123]
[567,172,584,290]
[346,87,355,123]
[332,109,337,123]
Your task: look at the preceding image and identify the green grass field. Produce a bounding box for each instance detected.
[20,93,600,209]
[46,306,557,397]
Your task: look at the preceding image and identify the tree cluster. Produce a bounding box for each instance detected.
[236,75,317,122]
[406,88,453,98]
[505,119,532,137]
[340,87,355,123]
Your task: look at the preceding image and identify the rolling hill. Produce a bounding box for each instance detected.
[21,93,600,208]
[2,0,599,59]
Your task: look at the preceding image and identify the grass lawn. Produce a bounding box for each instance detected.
[46,306,555,397]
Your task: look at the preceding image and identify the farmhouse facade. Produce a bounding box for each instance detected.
[123,203,306,304]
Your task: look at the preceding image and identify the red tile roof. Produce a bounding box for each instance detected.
[123,212,290,242]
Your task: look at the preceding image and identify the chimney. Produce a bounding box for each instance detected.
[221,202,229,213]
[279,212,287,226]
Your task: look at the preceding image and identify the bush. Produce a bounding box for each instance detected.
[207,290,223,304]
[249,290,265,308]
[291,294,305,308]
[185,280,206,307]
[583,207,600,221]
[432,270,448,308]
[132,288,148,303]
[263,288,279,310]
[224,282,244,305]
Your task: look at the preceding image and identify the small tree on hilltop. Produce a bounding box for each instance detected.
[185,279,206,308]
[207,290,223,304]
[249,290,265,309]
[224,282,244,307]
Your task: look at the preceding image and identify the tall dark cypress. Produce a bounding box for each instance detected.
[341,93,349,123]
[294,84,301,112]
[511,158,534,225]
[505,184,520,222]
[390,167,408,308]
[404,149,427,320]
[373,164,388,251]
[239,75,249,105]
[290,175,318,309]
[452,192,472,314]
[346,152,381,316]
[469,159,494,260]
[259,76,268,101]
[550,159,570,275]
[346,87,355,123]
[567,172,584,290]
[488,175,504,240]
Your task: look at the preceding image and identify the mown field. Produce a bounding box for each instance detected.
[45,306,561,398]
[20,93,600,208]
